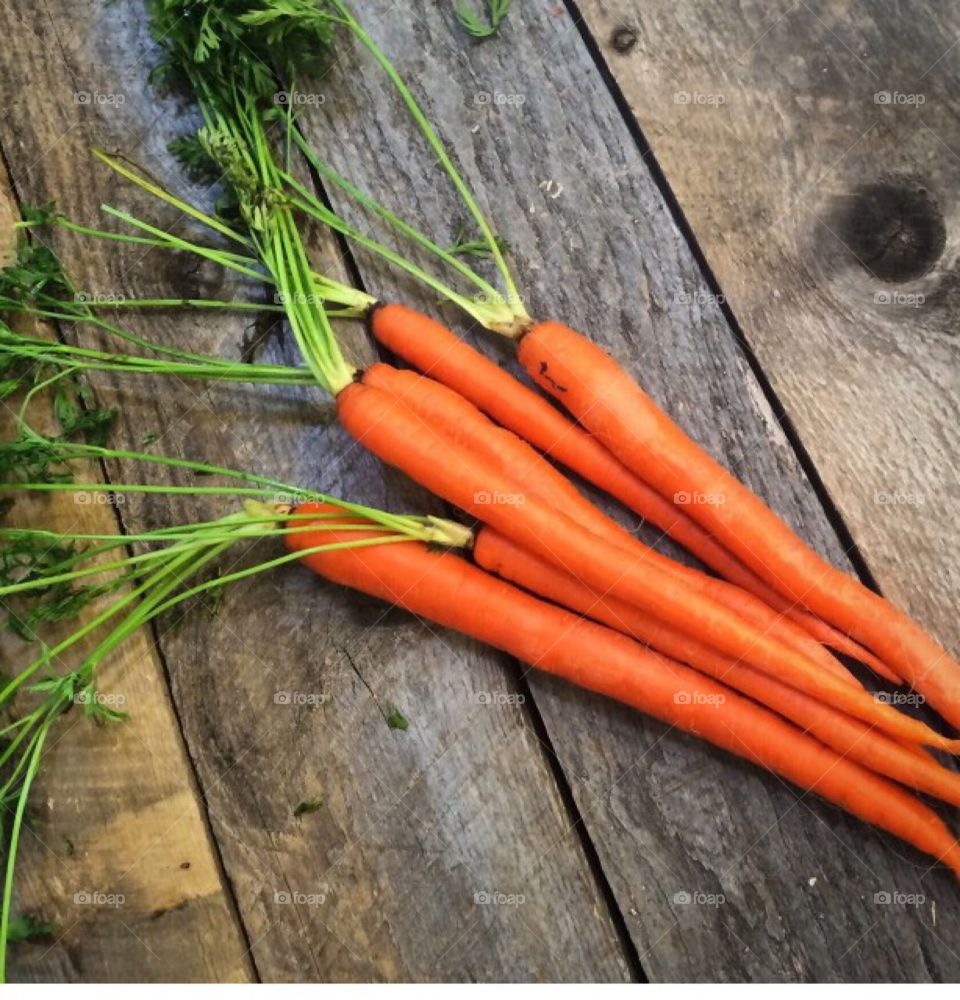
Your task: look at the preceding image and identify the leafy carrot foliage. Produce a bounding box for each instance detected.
[456,0,511,40]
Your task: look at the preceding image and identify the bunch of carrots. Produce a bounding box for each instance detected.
[1,0,959,974]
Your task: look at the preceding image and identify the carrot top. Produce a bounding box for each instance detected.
[0,399,470,979]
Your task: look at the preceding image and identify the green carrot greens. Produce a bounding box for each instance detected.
[456,0,512,40]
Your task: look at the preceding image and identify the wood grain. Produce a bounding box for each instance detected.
[293,0,960,982]
[577,0,959,657]
[0,160,253,983]
[1,0,957,983]
[0,0,630,982]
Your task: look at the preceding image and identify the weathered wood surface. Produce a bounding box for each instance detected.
[0,0,956,984]
[0,0,630,983]
[295,0,960,983]
[0,166,253,982]
[578,0,960,659]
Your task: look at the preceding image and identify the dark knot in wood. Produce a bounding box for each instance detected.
[834,180,945,283]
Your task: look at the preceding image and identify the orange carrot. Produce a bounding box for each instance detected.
[371,305,896,681]
[285,503,960,877]
[364,362,860,689]
[518,320,960,724]
[474,527,960,799]
[369,303,898,682]
[335,380,957,750]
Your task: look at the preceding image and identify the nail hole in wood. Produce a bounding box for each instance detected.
[610,26,638,54]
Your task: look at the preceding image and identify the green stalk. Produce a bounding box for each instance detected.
[98,206,266,281]
[289,130,501,300]
[0,721,49,982]
[329,1,528,328]
[91,149,250,247]
[81,541,234,671]
[0,545,204,703]
[0,517,407,598]
[2,298,260,367]
[0,340,315,386]
[103,298,285,313]
[94,167,373,312]
[280,177,516,330]
[135,533,418,622]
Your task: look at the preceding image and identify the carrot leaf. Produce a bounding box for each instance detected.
[386,707,409,731]
[456,0,511,40]
[293,794,324,818]
[448,221,511,260]
[5,914,55,943]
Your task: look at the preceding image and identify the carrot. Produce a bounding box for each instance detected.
[364,361,861,690]
[285,503,960,877]
[369,303,899,684]
[474,527,960,801]
[518,320,960,724]
[335,380,957,750]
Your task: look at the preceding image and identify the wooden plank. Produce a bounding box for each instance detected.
[576,0,960,667]
[291,0,960,982]
[0,0,631,982]
[0,160,252,982]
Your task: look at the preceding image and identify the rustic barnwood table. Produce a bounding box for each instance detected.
[1,0,957,983]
